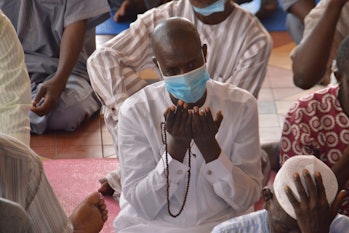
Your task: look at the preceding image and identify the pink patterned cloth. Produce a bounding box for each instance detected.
[43,158,120,233]
[280,85,349,215]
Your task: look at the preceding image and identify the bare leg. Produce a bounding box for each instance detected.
[261,141,280,172]
[70,192,108,233]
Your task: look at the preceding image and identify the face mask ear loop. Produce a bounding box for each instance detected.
[156,61,166,81]
[201,49,207,63]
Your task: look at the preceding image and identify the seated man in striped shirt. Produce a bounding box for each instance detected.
[87,0,272,199]
[0,10,108,233]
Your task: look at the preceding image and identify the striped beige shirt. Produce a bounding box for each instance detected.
[0,134,73,233]
[87,0,272,125]
[0,10,73,232]
[0,10,31,146]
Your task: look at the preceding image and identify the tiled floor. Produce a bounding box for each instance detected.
[31,31,325,159]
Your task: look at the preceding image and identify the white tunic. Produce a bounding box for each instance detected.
[115,80,263,232]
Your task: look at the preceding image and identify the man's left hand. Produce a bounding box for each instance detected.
[31,78,65,116]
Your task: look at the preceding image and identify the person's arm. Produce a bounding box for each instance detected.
[287,0,316,22]
[192,106,222,163]
[292,0,347,89]
[164,101,193,163]
[199,96,263,211]
[87,14,157,122]
[31,20,87,116]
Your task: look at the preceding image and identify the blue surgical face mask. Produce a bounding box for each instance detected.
[192,0,226,16]
[162,64,210,103]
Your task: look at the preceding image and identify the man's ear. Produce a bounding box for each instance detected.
[263,187,273,202]
[202,44,207,62]
[263,187,273,210]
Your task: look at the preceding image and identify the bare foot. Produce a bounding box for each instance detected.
[70,192,108,233]
[98,178,115,196]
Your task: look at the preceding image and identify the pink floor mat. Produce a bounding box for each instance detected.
[43,158,120,233]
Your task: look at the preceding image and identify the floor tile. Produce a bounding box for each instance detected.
[56,145,104,159]
[258,88,274,102]
[31,146,56,159]
[102,145,117,158]
[268,66,295,88]
[258,101,277,115]
[259,114,283,128]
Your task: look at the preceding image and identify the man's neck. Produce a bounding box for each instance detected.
[194,0,235,25]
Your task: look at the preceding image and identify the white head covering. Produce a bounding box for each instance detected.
[273,155,338,219]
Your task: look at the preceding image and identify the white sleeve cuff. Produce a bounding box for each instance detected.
[201,152,234,184]
[156,152,189,183]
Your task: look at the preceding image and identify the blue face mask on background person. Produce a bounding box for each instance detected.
[162,64,210,103]
[192,0,226,16]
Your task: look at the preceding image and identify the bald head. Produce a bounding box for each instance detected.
[151,17,202,59]
[151,17,206,78]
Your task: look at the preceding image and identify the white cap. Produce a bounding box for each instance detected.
[273,155,338,219]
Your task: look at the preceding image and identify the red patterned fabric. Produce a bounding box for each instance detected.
[280,86,349,215]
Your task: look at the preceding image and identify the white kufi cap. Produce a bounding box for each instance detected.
[273,155,338,219]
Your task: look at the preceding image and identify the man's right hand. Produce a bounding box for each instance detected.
[163,100,192,163]
[113,0,147,22]
[285,170,346,233]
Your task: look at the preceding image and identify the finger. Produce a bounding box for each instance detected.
[163,108,169,121]
[293,172,309,202]
[331,189,347,218]
[172,100,184,131]
[165,106,176,131]
[113,4,126,22]
[179,102,190,134]
[31,98,53,116]
[204,107,215,130]
[192,106,200,136]
[303,169,317,201]
[113,12,121,22]
[199,108,206,124]
[314,172,326,201]
[214,110,223,129]
[285,185,300,209]
[32,88,45,106]
[197,108,206,134]
[187,110,193,138]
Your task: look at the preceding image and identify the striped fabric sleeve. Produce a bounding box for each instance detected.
[0,11,31,146]
[0,134,73,233]
[87,15,155,122]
